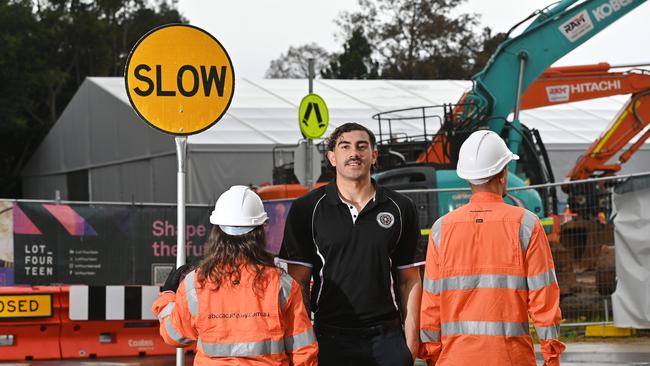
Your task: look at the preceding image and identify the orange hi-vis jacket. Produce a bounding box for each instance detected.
[152,265,318,366]
[419,192,565,366]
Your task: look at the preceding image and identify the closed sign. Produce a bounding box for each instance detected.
[0,294,52,319]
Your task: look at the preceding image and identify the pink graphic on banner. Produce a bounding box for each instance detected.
[13,203,42,235]
[43,204,97,236]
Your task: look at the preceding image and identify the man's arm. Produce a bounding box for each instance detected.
[151,273,196,347]
[278,199,316,313]
[399,266,422,360]
[280,274,318,365]
[287,264,312,313]
[420,223,443,365]
[522,213,565,366]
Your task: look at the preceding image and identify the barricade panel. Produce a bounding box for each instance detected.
[59,319,179,358]
[59,285,180,358]
[0,286,62,360]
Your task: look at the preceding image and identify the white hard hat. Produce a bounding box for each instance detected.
[210,185,268,235]
[457,130,519,185]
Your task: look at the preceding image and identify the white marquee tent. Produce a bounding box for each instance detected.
[21,77,650,204]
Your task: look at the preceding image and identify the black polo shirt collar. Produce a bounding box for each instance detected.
[324,178,388,207]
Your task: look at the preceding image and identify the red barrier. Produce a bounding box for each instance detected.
[0,286,63,360]
[59,319,180,358]
[58,286,184,359]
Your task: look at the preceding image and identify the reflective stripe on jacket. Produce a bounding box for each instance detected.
[419,191,565,366]
[152,265,318,366]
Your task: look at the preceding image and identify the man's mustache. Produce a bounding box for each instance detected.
[345,158,362,165]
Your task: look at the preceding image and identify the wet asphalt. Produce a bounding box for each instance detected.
[2,343,650,366]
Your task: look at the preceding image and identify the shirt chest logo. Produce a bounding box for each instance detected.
[376,212,395,229]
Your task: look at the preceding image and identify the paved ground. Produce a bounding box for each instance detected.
[2,341,649,365]
[413,340,650,365]
[535,340,650,365]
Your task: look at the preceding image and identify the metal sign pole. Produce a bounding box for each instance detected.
[175,136,187,366]
[175,136,188,268]
[306,58,315,190]
[306,140,313,190]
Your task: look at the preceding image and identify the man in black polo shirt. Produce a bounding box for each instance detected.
[278,123,423,365]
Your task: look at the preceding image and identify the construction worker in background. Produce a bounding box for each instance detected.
[152,185,318,366]
[419,130,565,366]
[278,123,424,365]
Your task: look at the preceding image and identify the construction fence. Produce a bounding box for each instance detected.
[1,172,649,327]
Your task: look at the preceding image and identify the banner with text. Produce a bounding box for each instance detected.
[10,200,291,286]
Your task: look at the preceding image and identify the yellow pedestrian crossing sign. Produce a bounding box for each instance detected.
[299,93,329,139]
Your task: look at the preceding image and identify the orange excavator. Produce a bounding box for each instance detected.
[521,62,650,181]
[518,62,650,293]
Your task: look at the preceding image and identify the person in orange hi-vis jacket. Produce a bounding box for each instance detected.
[419,131,565,366]
[152,185,318,366]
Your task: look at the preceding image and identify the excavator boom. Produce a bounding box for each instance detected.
[416,0,647,167]
[521,63,650,109]
[517,62,650,180]
[464,0,646,161]
[567,90,650,179]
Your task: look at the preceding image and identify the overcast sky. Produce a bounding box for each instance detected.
[177,0,648,79]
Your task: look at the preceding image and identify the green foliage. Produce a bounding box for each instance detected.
[267,0,507,81]
[266,43,331,78]
[467,27,508,76]
[337,0,505,79]
[322,27,379,79]
[0,0,185,197]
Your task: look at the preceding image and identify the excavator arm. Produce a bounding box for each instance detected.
[418,0,647,168]
[568,90,650,179]
[521,63,650,109]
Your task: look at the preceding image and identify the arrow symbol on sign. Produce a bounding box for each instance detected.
[312,103,325,128]
[302,103,313,126]
[302,102,324,128]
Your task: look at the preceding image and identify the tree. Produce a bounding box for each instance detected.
[466,27,507,76]
[265,43,331,78]
[336,0,496,79]
[0,0,186,197]
[322,27,379,79]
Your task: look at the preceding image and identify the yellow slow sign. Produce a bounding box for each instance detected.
[125,24,235,135]
[0,294,52,318]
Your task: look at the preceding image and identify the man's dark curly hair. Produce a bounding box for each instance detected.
[326,122,377,152]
